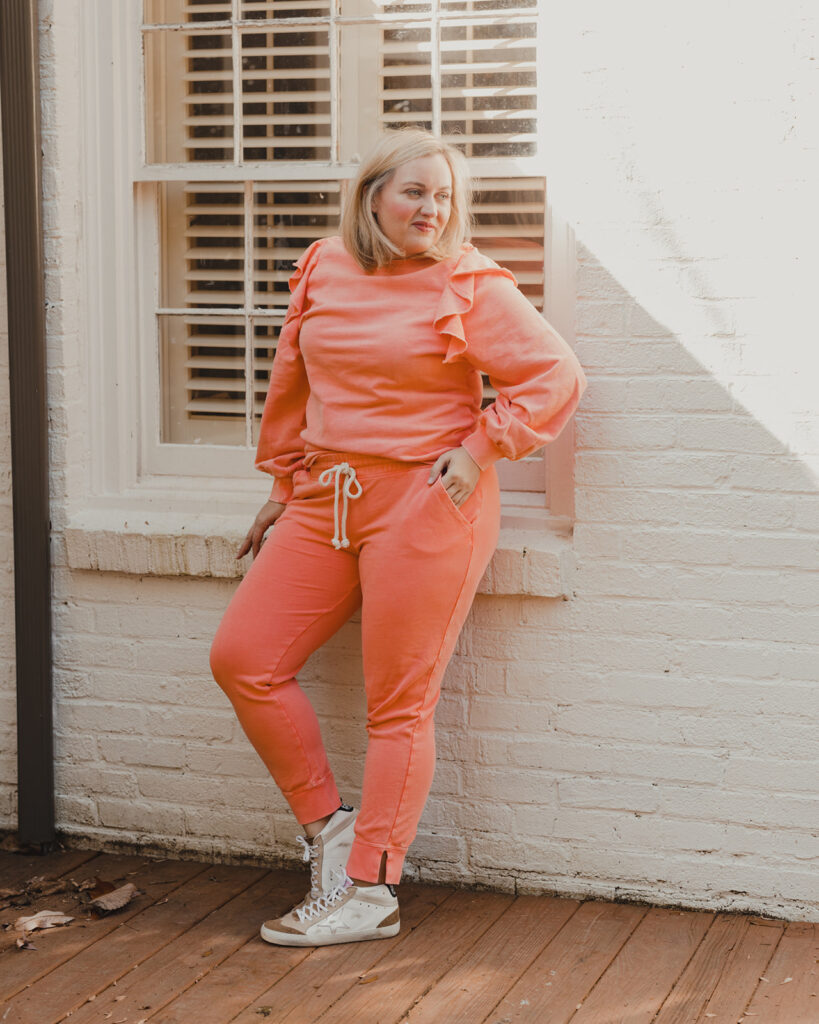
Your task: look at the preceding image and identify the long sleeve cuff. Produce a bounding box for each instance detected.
[461,424,504,470]
[269,477,294,504]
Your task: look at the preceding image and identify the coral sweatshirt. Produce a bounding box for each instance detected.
[256,235,587,503]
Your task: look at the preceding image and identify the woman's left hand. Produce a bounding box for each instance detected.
[428,446,481,507]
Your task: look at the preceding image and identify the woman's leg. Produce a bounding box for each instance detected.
[348,465,501,884]
[210,496,362,825]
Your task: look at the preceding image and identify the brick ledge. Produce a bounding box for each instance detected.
[63,510,574,598]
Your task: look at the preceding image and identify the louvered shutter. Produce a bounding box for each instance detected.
[472,177,546,492]
[158,181,341,445]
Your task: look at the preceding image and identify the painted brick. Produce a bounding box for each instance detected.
[96,798,185,835]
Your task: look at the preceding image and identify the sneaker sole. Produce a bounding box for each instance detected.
[260,921,400,946]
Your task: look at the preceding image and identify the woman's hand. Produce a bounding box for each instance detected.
[237,500,288,560]
[428,446,481,507]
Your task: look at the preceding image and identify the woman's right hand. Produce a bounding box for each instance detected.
[237,500,288,560]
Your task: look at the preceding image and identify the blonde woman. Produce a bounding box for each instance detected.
[210,128,587,946]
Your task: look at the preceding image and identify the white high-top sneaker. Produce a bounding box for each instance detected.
[260,873,400,946]
[295,803,358,903]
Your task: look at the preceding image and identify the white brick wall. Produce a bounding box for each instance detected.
[27,1,819,920]
[0,100,18,829]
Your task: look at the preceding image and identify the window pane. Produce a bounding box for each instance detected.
[159,182,245,309]
[253,183,341,308]
[145,0,231,25]
[441,0,537,10]
[379,23,433,134]
[472,178,545,308]
[251,319,281,444]
[159,314,248,444]
[441,16,537,157]
[243,0,332,17]
[145,27,234,162]
[349,0,431,13]
[241,27,332,161]
[472,176,546,492]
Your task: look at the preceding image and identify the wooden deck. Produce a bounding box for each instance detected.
[0,846,816,1023]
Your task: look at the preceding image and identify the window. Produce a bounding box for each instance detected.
[136,0,574,524]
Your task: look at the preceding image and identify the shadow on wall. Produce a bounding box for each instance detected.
[300,222,818,913]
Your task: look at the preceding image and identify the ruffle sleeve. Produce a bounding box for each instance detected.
[433,244,518,366]
[254,237,326,502]
[434,244,587,469]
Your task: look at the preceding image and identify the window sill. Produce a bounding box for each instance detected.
[63,507,575,599]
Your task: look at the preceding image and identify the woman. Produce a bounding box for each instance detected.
[209,128,587,947]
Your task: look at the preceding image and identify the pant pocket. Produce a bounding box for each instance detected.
[432,474,483,528]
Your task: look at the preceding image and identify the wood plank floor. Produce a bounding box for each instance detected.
[0,847,815,1023]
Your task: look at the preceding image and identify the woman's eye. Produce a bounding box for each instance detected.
[407,189,421,196]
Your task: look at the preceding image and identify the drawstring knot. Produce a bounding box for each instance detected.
[318,462,363,549]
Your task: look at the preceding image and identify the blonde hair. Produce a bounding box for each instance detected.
[341,128,472,272]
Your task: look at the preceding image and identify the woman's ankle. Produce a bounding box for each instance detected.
[303,812,333,840]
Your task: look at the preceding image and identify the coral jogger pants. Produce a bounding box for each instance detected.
[209,451,501,885]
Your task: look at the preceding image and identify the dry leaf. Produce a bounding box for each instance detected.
[358,974,378,984]
[90,883,138,914]
[33,878,70,897]
[781,977,793,984]
[1,875,69,903]
[87,878,117,900]
[72,877,100,893]
[14,909,74,933]
[15,936,36,949]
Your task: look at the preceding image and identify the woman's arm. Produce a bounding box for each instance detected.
[456,272,588,470]
[254,238,325,502]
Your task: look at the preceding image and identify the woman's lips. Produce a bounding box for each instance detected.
[412,222,434,232]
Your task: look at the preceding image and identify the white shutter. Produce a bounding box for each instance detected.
[472,177,545,309]
[145,2,332,164]
[251,183,341,441]
[144,1,234,163]
[252,182,342,307]
[159,182,245,444]
[377,0,538,158]
[157,180,340,444]
[440,14,537,157]
[242,1,332,17]
[380,24,433,133]
[472,177,547,491]
[241,26,332,162]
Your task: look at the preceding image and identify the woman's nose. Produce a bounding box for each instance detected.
[419,196,437,217]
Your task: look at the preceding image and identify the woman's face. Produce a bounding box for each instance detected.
[371,154,453,256]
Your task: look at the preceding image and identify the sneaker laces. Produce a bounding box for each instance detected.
[295,869,351,923]
[296,834,321,898]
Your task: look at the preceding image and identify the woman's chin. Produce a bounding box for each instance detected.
[402,239,434,257]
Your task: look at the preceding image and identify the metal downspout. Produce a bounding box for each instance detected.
[0,0,54,849]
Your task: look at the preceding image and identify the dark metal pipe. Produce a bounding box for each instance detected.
[0,0,54,848]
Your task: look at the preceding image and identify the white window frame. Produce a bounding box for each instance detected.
[77,0,578,532]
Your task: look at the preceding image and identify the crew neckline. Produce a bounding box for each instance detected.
[373,255,447,276]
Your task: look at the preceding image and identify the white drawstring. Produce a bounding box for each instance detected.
[317,462,363,549]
